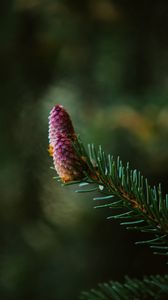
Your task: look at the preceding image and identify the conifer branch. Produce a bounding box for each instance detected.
[80,275,168,300]
[72,139,168,256]
[48,105,168,256]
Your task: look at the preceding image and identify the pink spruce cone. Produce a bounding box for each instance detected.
[48,104,85,182]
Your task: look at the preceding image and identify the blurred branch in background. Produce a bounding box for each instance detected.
[1,0,168,300]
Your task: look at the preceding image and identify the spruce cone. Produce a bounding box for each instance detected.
[48,105,85,182]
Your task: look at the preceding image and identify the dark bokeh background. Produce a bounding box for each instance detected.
[1,1,168,299]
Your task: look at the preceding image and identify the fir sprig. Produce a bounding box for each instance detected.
[48,104,168,255]
[80,275,168,300]
[72,140,168,256]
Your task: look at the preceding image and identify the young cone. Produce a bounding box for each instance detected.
[48,104,86,182]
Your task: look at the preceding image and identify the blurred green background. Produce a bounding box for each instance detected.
[1,1,168,299]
